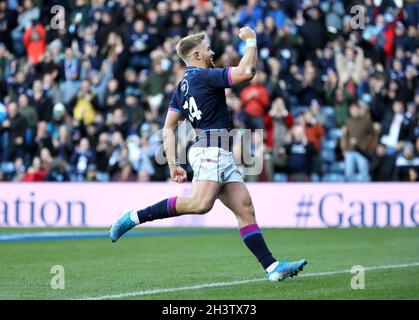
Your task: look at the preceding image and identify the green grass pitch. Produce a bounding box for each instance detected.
[0,228,418,300]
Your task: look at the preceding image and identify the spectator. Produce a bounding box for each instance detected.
[46,158,70,182]
[104,78,122,112]
[370,143,396,181]
[0,0,18,53]
[70,79,98,126]
[17,93,37,131]
[59,48,81,82]
[240,71,270,130]
[267,97,293,179]
[69,137,96,181]
[22,156,45,181]
[237,0,264,29]
[11,157,25,181]
[299,6,328,61]
[22,22,46,64]
[268,96,293,152]
[335,44,364,91]
[281,125,317,182]
[31,79,53,122]
[395,142,419,181]
[0,102,27,162]
[380,100,412,154]
[340,103,375,182]
[11,0,40,56]
[267,0,288,29]
[112,162,137,182]
[95,132,112,182]
[59,70,81,105]
[320,0,345,34]
[301,109,325,153]
[127,19,152,71]
[90,65,113,110]
[52,125,73,162]
[329,87,350,128]
[34,121,53,158]
[107,108,130,138]
[298,60,323,105]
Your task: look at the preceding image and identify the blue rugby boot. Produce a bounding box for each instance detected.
[266,258,308,281]
[110,209,138,243]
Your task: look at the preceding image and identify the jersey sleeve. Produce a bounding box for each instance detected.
[168,91,182,113]
[205,67,232,89]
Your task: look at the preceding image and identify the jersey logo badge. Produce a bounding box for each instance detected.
[181,79,189,96]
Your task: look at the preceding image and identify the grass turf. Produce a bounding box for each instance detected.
[0,228,418,300]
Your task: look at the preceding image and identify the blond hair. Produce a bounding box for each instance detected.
[176,32,206,63]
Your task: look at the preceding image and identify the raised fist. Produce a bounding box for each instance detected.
[239,26,256,41]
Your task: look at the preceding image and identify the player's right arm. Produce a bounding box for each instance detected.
[163,109,187,183]
[229,26,258,86]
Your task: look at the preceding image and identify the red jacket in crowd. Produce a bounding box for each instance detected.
[240,83,270,117]
[23,23,46,64]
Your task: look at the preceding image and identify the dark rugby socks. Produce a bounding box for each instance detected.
[240,224,277,270]
[137,197,178,224]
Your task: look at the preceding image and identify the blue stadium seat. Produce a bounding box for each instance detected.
[310,173,321,182]
[291,106,308,118]
[329,161,345,174]
[328,128,342,140]
[348,174,370,182]
[322,162,330,174]
[324,118,336,130]
[273,173,288,183]
[321,139,337,151]
[321,173,346,182]
[1,162,15,173]
[321,149,336,163]
[322,106,335,118]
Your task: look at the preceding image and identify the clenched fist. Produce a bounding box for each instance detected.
[170,165,187,183]
[239,26,256,41]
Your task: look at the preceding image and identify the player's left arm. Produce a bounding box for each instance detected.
[229,26,258,86]
[205,27,257,88]
[163,110,187,183]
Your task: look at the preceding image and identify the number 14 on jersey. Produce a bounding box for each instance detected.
[183,97,202,122]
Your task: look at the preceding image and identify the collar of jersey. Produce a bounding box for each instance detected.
[185,66,203,73]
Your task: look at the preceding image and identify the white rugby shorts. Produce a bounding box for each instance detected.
[188,147,243,185]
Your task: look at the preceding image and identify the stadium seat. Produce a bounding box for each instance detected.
[310,173,321,182]
[324,118,336,130]
[329,161,345,174]
[328,128,342,140]
[321,173,346,182]
[321,139,337,151]
[273,173,288,183]
[291,106,308,118]
[1,162,15,173]
[322,162,330,174]
[322,106,335,118]
[321,149,336,163]
[348,174,370,182]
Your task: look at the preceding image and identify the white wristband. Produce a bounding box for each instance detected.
[246,38,257,48]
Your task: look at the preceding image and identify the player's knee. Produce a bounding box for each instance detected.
[196,203,213,215]
[241,200,255,218]
[192,198,214,215]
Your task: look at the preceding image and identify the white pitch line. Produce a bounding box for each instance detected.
[76,262,419,300]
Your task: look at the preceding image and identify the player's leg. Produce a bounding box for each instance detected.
[218,182,277,268]
[110,180,221,242]
[175,180,221,214]
[135,180,220,224]
[218,181,307,281]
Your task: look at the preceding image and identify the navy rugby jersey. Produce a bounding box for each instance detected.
[168,66,233,131]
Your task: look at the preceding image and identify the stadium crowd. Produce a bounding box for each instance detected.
[0,0,418,182]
